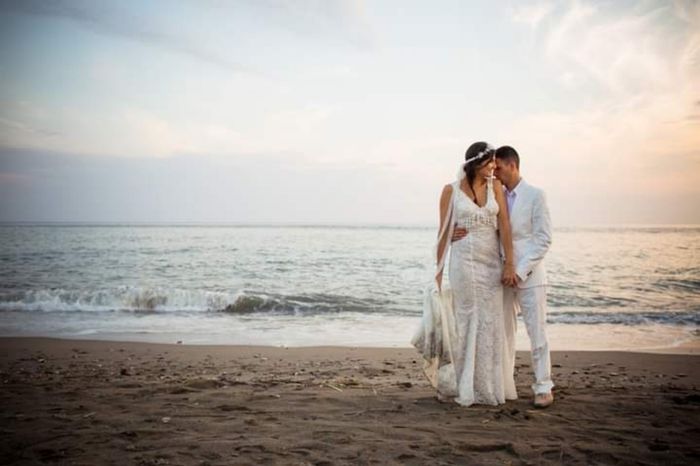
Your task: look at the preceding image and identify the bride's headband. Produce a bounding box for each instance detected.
[464,143,496,166]
[457,143,496,181]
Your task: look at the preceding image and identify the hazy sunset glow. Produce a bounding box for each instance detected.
[1,0,698,225]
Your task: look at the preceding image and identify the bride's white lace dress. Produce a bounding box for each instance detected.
[445,177,516,406]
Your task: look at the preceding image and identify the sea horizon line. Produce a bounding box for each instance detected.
[1,221,699,230]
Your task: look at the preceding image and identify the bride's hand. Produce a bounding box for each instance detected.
[501,264,517,287]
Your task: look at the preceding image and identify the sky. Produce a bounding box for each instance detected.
[0,0,698,226]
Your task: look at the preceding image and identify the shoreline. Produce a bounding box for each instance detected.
[0,333,698,353]
[1,336,699,465]
[0,334,694,351]
[1,320,698,354]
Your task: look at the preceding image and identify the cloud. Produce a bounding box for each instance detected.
[508,1,554,29]
[234,0,377,49]
[544,2,679,95]
[502,0,700,224]
[673,0,700,23]
[0,0,251,72]
[0,94,338,159]
[0,171,32,185]
[506,0,700,142]
[117,104,336,159]
[0,146,422,224]
[0,116,59,137]
[119,107,284,158]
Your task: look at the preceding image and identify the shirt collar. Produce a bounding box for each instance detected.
[506,177,523,196]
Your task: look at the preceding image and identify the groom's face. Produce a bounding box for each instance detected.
[494,158,515,184]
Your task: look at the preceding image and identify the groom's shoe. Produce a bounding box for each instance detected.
[533,392,554,409]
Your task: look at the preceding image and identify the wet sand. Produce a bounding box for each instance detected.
[1,337,699,465]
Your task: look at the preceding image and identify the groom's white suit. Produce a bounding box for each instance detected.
[502,178,554,396]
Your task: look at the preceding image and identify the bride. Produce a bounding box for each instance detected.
[419,141,518,406]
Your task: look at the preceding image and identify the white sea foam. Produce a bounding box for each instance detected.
[0,224,698,349]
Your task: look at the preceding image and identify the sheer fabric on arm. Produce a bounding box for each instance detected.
[411,182,459,396]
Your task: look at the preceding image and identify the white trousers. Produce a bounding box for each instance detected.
[503,285,554,395]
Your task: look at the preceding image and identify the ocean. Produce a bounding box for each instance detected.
[0,224,698,350]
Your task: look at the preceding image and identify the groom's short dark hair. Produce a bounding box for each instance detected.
[495,146,520,169]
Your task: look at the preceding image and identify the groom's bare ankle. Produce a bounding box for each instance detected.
[533,392,554,408]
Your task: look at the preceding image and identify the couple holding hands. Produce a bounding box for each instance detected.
[414,142,554,409]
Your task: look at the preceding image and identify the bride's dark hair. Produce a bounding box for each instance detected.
[463,141,495,196]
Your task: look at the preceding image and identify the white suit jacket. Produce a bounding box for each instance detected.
[506,179,552,289]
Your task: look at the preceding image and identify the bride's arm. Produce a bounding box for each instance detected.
[435,184,453,289]
[493,179,516,286]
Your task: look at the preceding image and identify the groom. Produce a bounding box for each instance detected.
[453,145,554,408]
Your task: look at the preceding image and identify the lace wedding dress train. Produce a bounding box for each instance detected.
[413,177,516,407]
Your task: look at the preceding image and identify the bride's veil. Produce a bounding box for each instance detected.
[411,176,461,395]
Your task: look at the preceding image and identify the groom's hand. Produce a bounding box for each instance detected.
[452,226,468,242]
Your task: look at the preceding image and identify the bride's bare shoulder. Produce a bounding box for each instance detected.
[439,183,454,205]
[440,183,454,199]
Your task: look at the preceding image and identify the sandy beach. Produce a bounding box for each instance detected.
[1,337,699,465]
